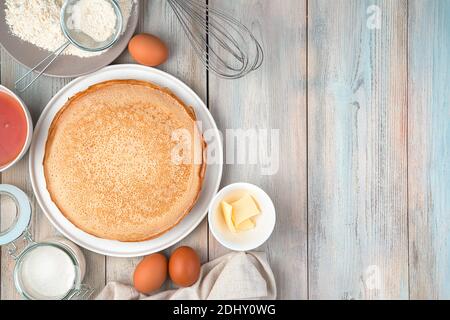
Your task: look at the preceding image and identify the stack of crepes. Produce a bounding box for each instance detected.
[44,80,206,242]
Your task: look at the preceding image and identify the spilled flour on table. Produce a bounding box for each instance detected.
[5,0,134,58]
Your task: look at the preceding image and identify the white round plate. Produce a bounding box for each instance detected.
[29,64,223,257]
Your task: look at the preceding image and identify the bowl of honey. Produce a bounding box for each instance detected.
[0,85,33,172]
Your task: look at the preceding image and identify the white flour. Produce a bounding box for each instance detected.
[66,0,117,43]
[5,0,134,58]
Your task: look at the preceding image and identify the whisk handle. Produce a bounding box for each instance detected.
[15,42,70,93]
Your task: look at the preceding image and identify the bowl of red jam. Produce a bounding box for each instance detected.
[0,85,33,172]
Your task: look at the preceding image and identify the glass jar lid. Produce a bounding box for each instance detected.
[0,184,31,246]
[0,184,93,300]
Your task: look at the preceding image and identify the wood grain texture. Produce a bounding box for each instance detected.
[1,0,450,301]
[105,0,209,291]
[308,0,408,299]
[408,0,450,299]
[0,47,2,301]
[207,0,308,299]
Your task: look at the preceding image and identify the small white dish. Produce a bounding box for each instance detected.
[0,85,33,173]
[208,182,276,251]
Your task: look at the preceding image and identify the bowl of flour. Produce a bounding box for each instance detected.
[0,0,139,77]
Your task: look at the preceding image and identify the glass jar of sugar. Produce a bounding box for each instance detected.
[0,184,93,300]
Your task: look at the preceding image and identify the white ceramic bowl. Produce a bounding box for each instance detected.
[0,85,33,173]
[208,182,276,251]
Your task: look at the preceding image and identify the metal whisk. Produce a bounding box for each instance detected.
[167,0,264,79]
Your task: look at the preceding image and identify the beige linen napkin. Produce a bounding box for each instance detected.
[96,251,276,300]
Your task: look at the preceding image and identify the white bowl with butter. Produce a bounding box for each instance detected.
[208,183,276,251]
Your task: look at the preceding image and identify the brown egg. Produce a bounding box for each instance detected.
[133,253,167,294]
[169,246,201,287]
[128,33,169,67]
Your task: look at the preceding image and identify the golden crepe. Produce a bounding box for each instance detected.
[44,80,206,242]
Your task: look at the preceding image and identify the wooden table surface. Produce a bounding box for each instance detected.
[1,0,449,300]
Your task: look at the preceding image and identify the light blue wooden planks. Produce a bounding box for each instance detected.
[207,0,308,299]
[408,0,450,299]
[1,0,449,300]
[308,0,408,299]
